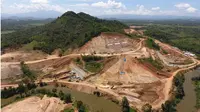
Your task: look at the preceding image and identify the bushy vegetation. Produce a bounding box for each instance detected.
[121,97,130,112]
[82,56,103,62]
[162,100,176,112]
[139,57,164,70]
[142,103,152,112]
[173,73,185,100]
[1,83,37,98]
[75,100,88,112]
[192,76,200,109]
[144,25,200,58]
[162,73,185,112]
[120,97,137,112]
[2,11,127,54]
[81,56,104,73]
[1,83,73,106]
[20,61,35,80]
[85,62,103,73]
[145,38,160,50]
[63,108,74,112]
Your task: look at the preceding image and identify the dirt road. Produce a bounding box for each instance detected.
[1,39,144,65]
[152,59,200,108]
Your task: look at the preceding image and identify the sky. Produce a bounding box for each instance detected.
[1,0,200,17]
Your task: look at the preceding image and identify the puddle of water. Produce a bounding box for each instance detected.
[177,67,200,112]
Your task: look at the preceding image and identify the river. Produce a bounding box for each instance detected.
[177,67,200,112]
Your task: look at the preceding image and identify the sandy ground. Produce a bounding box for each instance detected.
[1,95,65,112]
[1,50,51,62]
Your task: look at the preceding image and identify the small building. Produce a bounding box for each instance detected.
[184,51,196,57]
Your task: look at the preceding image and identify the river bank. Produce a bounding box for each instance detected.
[176,67,200,112]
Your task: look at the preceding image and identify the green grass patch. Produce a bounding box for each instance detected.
[23,40,39,50]
[85,62,103,73]
[145,38,160,50]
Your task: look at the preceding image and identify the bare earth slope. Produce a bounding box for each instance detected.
[2,95,65,112]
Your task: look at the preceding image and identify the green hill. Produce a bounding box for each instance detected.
[2,11,127,54]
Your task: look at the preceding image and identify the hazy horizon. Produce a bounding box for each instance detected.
[1,0,200,19]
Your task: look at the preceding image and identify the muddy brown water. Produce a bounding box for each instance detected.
[177,67,200,112]
[42,85,121,112]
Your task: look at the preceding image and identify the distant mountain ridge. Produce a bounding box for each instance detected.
[1,11,62,19]
[2,11,127,54]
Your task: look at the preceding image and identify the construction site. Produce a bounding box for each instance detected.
[1,27,200,111]
[79,32,140,54]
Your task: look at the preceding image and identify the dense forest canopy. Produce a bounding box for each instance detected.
[1,18,54,31]
[2,11,127,54]
[120,19,200,26]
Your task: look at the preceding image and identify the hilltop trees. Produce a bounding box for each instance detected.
[2,11,127,54]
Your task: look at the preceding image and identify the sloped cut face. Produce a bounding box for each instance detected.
[79,32,140,54]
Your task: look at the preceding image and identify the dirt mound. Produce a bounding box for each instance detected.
[2,96,65,112]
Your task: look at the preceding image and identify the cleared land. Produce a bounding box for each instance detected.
[1,31,199,111]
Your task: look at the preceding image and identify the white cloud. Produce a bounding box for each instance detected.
[175,3,197,13]
[30,0,48,4]
[186,7,197,13]
[91,0,125,9]
[70,3,89,7]
[104,5,152,15]
[175,3,190,9]
[9,3,67,13]
[151,7,160,10]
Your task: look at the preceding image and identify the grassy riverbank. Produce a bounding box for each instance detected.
[192,76,200,109]
[194,80,200,109]
[162,72,185,112]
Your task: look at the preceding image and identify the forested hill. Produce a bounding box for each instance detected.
[144,25,200,57]
[2,11,127,54]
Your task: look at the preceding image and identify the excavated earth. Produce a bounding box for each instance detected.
[2,95,66,112]
[1,31,198,111]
